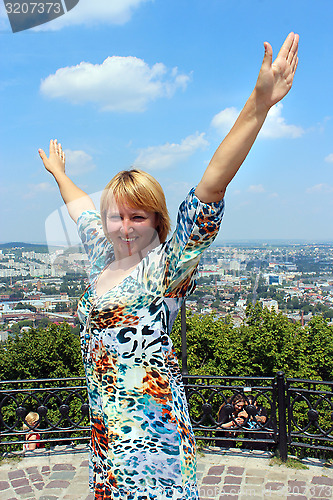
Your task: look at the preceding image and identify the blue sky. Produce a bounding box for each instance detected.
[1,0,333,244]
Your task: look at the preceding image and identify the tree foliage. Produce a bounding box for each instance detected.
[170,302,333,381]
[0,323,84,381]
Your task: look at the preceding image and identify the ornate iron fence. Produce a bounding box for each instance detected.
[1,373,333,459]
[287,377,333,456]
[0,377,89,451]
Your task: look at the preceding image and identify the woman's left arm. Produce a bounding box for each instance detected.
[195,32,299,203]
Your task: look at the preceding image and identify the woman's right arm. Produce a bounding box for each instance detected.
[39,139,96,222]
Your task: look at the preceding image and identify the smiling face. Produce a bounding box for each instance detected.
[234,401,245,413]
[106,202,159,260]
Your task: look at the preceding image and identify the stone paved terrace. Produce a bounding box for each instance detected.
[0,445,333,499]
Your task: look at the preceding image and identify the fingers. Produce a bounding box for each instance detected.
[287,33,299,68]
[277,32,295,60]
[261,41,273,71]
[277,32,299,67]
[38,148,46,161]
[48,139,66,161]
[49,139,56,155]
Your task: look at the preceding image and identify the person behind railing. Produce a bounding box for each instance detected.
[39,32,299,500]
[215,394,247,448]
[22,412,44,451]
[242,395,271,451]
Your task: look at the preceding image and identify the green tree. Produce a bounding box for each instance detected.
[0,323,84,380]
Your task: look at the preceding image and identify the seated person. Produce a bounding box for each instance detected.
[22,412,44,451]
[243,395,270,450]
[215,394,246,448]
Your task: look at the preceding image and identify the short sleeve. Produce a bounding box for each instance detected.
[77,210,114,279]
[163,187,224,296]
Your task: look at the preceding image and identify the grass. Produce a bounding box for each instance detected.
[269,455,309,470]
[0,454,23,466]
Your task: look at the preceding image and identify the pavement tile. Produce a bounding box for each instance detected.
[227,467,244,476]
[35,482,45,490]
[309,485,333,497]
[11,477,29,488]
[287,496,307,500]
[265,481,285,492]
[221,484,240,494]
[312,476,333,486]
[0,480,10,490]
[243,492,263,498]
[200,485,222,498]
[46,479,70,488]
[25,467,39,474]
[8,470,25,480]
[208,466,225,475]
[29,473,44,482]
[80,460,89,467]
[52,463,76,471]
[219,495,238,500]
[14,485,34,494]
[224,476,242,485]
[245,468,265,476]
[266,472,289,481]
[49,471,76,481]
[240,497,262,500]
[202,475,222,484]
[245,476,264,484]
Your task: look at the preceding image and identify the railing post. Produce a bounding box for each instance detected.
[180,301,189,397]
[276,371,288,461]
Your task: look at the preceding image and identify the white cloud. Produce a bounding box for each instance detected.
[306,184,333,194]
[211,103,304,139]
[34,0,152,31]
[324,153,333,163]
[261,103,304,139]
[248,184,265,193]
[23,183,57,199]
[65,149,96,175]
[211,107,239,134]
[133,132,209,170]
[40,57,190,112]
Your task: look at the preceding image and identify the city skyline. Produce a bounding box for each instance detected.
[1,0,333,244]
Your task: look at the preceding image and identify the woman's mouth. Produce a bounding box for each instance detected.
[120,236,137,243]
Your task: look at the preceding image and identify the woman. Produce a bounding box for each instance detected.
[39,33,298,500]
[215,395,246,448]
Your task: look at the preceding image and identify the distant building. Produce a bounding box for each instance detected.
[0,331,9,342]
[268,275,280,285]
[260,298,279,312]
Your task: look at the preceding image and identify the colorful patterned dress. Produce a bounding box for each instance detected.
[77,188,224,500]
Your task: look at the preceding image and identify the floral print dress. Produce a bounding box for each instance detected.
[76,188,224,500]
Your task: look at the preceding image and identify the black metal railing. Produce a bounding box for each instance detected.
[0,377,89,451]
[1,372,333,460]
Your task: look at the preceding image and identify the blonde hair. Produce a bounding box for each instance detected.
[22,411,39,431]
[100,169,171,243]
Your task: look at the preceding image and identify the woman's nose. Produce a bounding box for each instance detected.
[120,218,133,233]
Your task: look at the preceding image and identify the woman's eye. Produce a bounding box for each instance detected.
[133,216,145,221]
[108,215,121,220]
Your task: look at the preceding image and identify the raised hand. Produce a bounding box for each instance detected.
[39,139,66,177]
[255,32,299,109]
